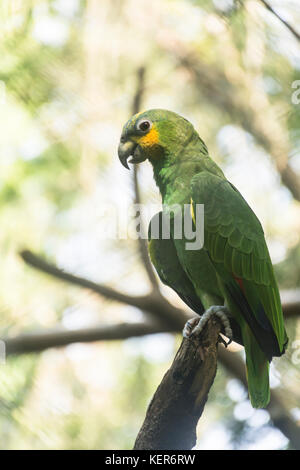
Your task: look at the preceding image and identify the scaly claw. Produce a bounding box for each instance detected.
[182,317,199,338]
[183,306,233,343]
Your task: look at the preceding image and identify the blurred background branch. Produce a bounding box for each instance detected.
[165,48,300,201]
[259,0,300,41]
[131,67,160,291]
[0,0,299,451]
[2,246,299,448]
[20,249,186,328]
[18,249,300,324]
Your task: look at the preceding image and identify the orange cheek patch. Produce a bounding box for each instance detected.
[134,127,160,148]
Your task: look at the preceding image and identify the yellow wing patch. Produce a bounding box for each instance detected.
[133,126,159,148]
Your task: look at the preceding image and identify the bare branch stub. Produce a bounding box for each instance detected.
[134,318,222,450]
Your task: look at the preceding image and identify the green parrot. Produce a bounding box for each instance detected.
[118,109,288,408]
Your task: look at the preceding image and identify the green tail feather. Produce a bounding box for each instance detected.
[242,324,270,408]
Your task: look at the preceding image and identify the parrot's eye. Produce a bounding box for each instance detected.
[137,119,152,132]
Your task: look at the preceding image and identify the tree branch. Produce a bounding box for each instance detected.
[131,66,146,116]
[131,67,160,290]
[17,250,300,448]
[3,321,174,356]
[164,47,300,201]
[132,165,160,290]
[134,318,222,450]
[259,0,300,42]
[20,249,300,325]
[2,315,299,447]
[20,250,149,308]
[280,290,300,319]
[3,289,299,356]
[19,250,186,329]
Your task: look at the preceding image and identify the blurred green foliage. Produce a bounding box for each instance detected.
[0,0,299,450]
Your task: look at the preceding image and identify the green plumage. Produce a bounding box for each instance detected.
[148,212,206,316]
[119,109,288,408]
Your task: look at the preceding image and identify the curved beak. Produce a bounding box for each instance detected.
[118,140,137,169]
[118,139,147,169]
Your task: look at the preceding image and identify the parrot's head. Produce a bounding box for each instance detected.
[118,109,195,169]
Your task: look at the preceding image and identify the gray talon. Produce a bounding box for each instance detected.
[183,306,233,341]
[183,317,199,338]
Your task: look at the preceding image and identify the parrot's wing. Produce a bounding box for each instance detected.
[148,212,204,316]
[191,172,288,359]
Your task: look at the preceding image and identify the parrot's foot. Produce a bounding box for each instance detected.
[182,317,199,338]
[183,306,232,345]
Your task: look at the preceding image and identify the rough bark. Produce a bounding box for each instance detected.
[16,249,300,448]
[134,318,221,450]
